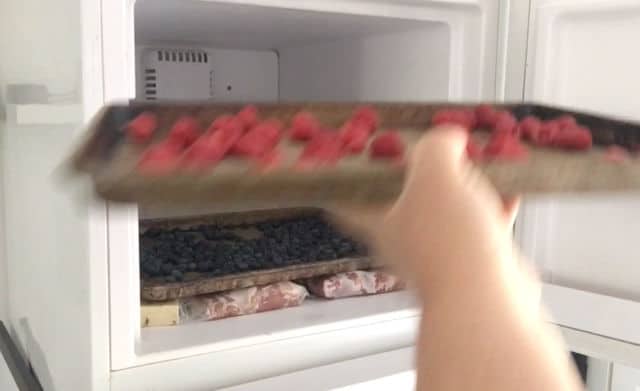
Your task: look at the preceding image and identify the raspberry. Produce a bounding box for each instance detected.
[604,145,630,163]
[351,106,379,132]
[254,149,283,172]
[233,120,283,157]
[554,126,592,150]
[167,116,200,148]
[483,133,529,160]
[183,124,244,168]
[475,104,498,128]
[432,109,476,130]
[297,132,344,167]
[529,121,560,146]
[493,111,518,137]
[210,114,235,131]
[466,140,483,160]
[138,141,182,174]
[369,131,405,159]
[236,105,260,130]
[555,115,578,130]
[339,121,371,154]
[289,111,321,142]
[126,111,157,143]
[519,116,542,140]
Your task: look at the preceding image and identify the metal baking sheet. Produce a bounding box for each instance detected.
[70,101,640,210]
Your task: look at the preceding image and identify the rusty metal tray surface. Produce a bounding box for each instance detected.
[71,101,640,209]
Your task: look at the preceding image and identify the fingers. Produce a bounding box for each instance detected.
[411,126,470,172]
[503,196,521,229]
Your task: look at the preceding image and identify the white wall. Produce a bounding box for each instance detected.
[279,27,451,102]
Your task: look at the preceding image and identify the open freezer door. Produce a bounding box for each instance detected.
[517,0,640,368]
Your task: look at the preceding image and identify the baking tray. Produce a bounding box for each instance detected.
[140,207,374,301]
[71,101,640,209]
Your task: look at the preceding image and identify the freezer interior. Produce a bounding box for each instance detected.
[135,0,451,104]
[129,0,466,360]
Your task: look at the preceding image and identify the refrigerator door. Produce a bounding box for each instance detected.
[0,0,110,390]
[517,0,640,366]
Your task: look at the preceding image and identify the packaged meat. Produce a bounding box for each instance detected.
[306,270,404,299]
[179,281,308,322]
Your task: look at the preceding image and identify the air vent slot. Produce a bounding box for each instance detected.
[144,67,158,101]
[154,49,208,63]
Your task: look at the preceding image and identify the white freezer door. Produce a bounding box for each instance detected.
[519,0,640,365]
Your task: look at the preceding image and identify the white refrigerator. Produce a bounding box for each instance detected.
[0,0,639,390]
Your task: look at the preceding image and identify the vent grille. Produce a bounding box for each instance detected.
[144,68,157,100]
[156,49,208,63]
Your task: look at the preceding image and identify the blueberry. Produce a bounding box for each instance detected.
[161,264,174,275]
[165,275,177,283]
[188,262,197,271]
[171,270,184,281]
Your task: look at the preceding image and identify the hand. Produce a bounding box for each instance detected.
[331,126,535,303]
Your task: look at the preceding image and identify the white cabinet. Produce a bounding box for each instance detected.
[516,0,640,369]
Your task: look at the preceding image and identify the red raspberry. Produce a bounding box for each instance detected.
[138,141,182,174]
[233,120,283,157]
[432,109,476,130]
[519,116,542,140]
[555,115,578,130]
[210,114,235,131]
[351,106,379,132]
[289,111,321,142]
[167,116,200,148]
[369,131,405,159]
[475,104,498,128]
[604,145,630,163]
[529,121,560,146]
[554,126,593,150]
[183,125,244,168]
[236,105,260,130]
[466,140,483,160]
[126,112,157,143]
[254,149,283,172]
[493,111,519,137]
[483,133,529,160]
[297,132,344,168]
[339,121,371,154]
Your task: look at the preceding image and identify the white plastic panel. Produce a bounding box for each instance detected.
[520,0,640,344]
[526,0,640,120]
[611,364,640,391]
[136,46,278,101]
[279,27,451,102]
[220,348,415,391]
[0,126,6,325]
[0,0,110,390]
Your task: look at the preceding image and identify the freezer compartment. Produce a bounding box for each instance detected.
[70,102,640,208]
[134,0,453,103]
